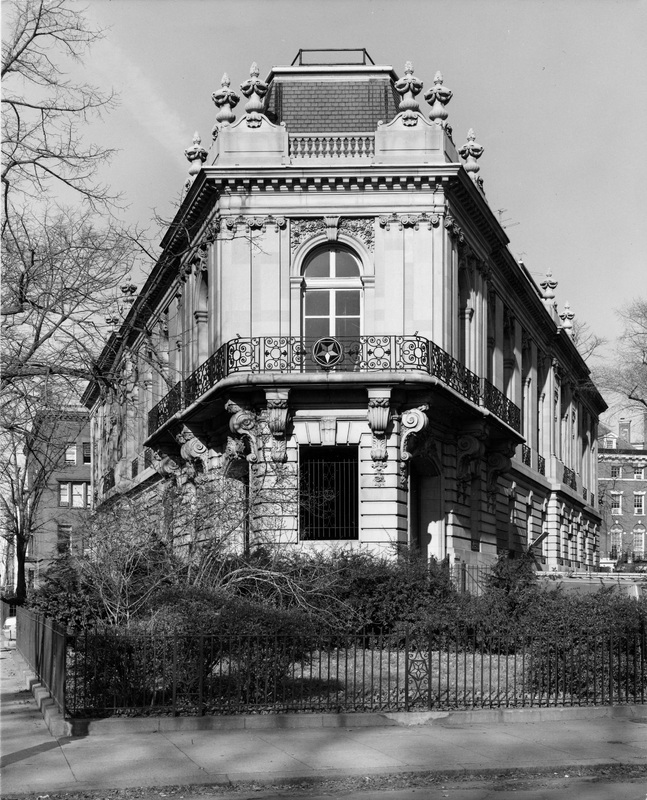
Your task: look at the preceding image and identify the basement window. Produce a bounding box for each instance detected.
[299,446,358,540]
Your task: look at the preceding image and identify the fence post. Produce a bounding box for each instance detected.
[608,632,614,706]
[404,626,410,712]
[172,634,178,717]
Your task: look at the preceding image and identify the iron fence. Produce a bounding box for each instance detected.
[61,623,646,718]
[16,609,67,713]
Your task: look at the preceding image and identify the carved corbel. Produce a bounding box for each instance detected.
[399,404,429,489]
[367,390,391,484]
[173,424,210,480]
[225,400,258,462]
[154,454,182,482]
[456,426,487,503]
[486,446,514,513]
[266,390,290,463]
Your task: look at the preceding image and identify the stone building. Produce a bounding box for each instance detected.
[83,50,606,571]
[598,415,647,567]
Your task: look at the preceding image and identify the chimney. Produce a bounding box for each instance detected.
[619,418,632,444]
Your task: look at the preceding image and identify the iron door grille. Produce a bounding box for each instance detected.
[299,446,358,540]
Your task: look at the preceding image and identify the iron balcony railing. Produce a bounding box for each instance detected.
[148,335,521,436]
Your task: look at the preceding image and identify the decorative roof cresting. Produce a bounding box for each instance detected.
[458,129,484,182]
[240,62,268,128]
[394,61,423,126]
[212,73,240,135]
[424,71,452,126]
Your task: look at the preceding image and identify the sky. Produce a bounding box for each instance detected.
[57,0,647,353]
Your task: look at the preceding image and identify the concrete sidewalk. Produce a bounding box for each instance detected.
[2,645,647,797]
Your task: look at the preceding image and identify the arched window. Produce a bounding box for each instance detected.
[302,246,362,340]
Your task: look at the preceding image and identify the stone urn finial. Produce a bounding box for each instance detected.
[212,72,240,136]
[459,129,484,182]
[184,131,208,179]
[240,62,268,128]
[424,70,452,126]
[540,269,558,303]
[560,302,575,336]
[394,60,423,126]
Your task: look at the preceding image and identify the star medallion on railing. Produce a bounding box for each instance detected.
[312,337,344,369]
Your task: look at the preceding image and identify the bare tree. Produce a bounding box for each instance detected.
[0,0,155,600]
[0,398,87,603]
[599,299,647,411]
[1,0,117,230]
[571,318,607,364]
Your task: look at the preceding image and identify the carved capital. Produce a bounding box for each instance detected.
[379,212,439,231]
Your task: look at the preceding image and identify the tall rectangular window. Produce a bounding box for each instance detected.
[82,442,91,464]
[65,444,77,464]
[57,524,72,553]
[299,446,358,540]
[634,494,645,516]
[59,483,70,507]
[611,493,622,515]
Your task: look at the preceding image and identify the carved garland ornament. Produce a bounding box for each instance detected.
[290,217,375,252]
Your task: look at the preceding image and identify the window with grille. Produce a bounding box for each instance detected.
[634,466,644,480]
[610,465,621,478]
[299,446,358,540]
[634,494,645,516]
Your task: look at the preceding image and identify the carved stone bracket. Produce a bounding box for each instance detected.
[154,454,182,481]
[225,400,258,463]
[266,389,290,463]
[367,389,391,484]
[379,213,440,231]
[456,424,488,504]
[486,446,514,513]
[399,404,429,489]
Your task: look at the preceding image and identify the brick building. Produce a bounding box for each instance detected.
[25,411,92,586]
[598,415,647,567]
[83,51,606,571]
